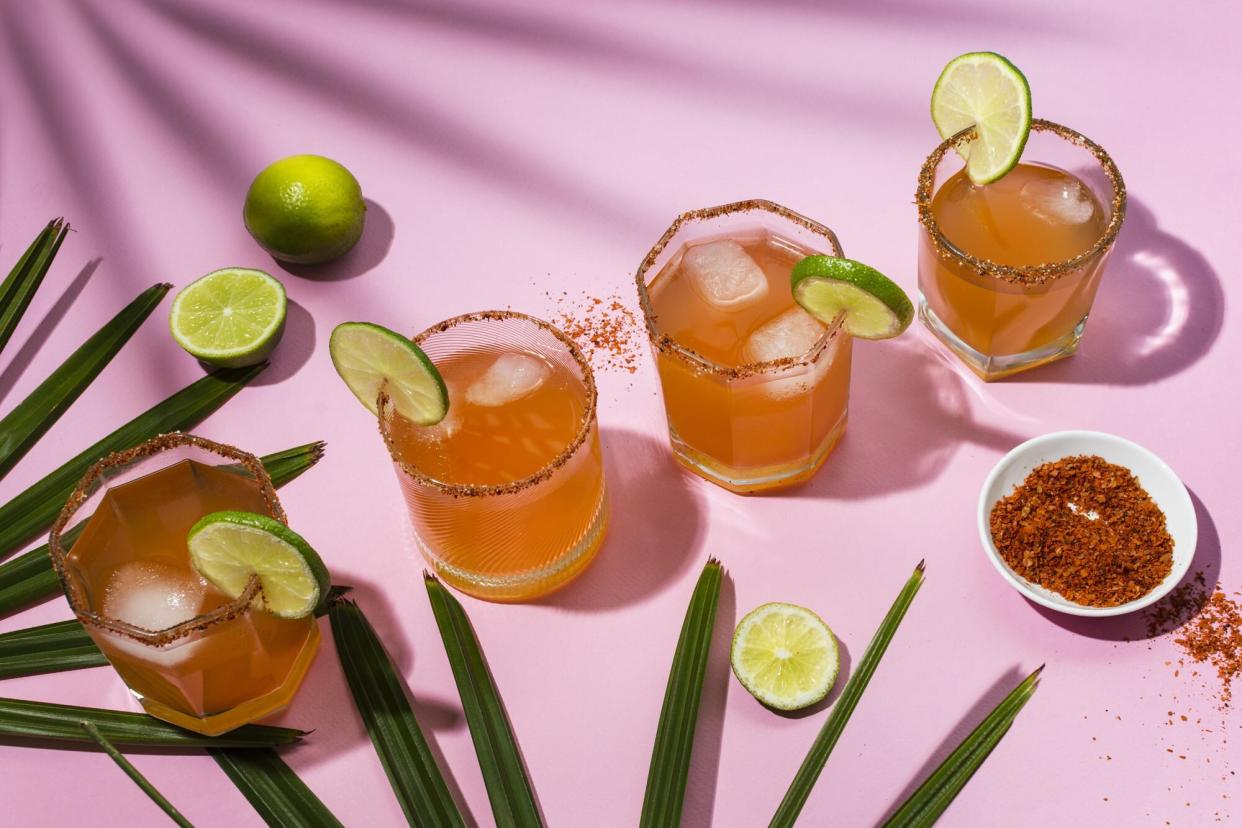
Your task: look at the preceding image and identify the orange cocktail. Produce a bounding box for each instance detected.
[637,200,851,493]
[380,311,606,602]
[50,434,319,736]
[917,120,1126,379]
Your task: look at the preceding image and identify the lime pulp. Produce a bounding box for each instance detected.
[931,51,1032,185]
[791,255,913,340]
[329,321,448,425]
[169,267,287,367]
[187,510,329,619]
[731,602,840,711]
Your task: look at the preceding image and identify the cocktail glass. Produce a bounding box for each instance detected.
[916,119,1127,380]
[49,433,320,736]
[635,199,852,494]
[378,311,607,602]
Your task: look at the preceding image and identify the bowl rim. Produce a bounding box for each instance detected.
[976,430,1196,618]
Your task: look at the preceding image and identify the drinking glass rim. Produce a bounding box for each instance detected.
[635,198,847,379]
[377,309,599,498]
[916,118,1127,286]
[48,432,285,646]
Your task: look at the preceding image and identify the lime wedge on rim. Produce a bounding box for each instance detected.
[731,602,840,711]
[329,322,448,424]
[169,267,287,367]
[188,511,329,619]
[791,255,913,340]
[931,51,1032,185]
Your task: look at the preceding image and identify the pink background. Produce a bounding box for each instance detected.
[1,1,1237,825]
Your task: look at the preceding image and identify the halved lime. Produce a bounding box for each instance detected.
[188,511,329,619]
[329,322,448,424]
[931,51,1032,184]
[169,267,287,367]
[791,255,913,340]
[731,602,839,711]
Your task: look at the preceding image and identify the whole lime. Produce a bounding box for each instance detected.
[243,154,366,265]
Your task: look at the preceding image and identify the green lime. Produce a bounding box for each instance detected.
[187,511,329,619]
[169,267,287,367]
[329,322,448,425]
[931,52,1032,184]
[791,255,913,340]
[243,155,366,264]
[731,602,839,711]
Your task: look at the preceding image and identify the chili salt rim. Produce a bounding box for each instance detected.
[635,199,847,380]
[377,310,599,498]
[916,119,1127,287]
[48,432,286,646]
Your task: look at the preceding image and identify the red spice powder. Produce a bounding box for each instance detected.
[989,454,1173,607]
[548,291,643,375]
[1171,587,1242,707]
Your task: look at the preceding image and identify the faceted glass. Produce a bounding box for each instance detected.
[916,119,1127,380]
[636,199,852,493]
[49,433,320,736]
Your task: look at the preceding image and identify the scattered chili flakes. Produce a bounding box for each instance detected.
[989,454,1173,607]
[1171,587,1242,707]
[547,291,643,375]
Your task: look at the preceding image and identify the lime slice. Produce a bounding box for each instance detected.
[329,322,448,424]
[791,255,913,340]
[169,268,287,367]
[188,511,329,619]
[931,51,1032,184]
[731,602,839,711]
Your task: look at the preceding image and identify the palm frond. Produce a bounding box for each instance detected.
[0,283,171,479]
[640,558,724,828]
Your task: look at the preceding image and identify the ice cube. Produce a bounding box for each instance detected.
[682,239,769,310]
[1020,177,1096,224]
[101,561,209,665]
[743,306,826,364]
[103,561,207,631]
[743,307,832,399]
[465,352,551,407]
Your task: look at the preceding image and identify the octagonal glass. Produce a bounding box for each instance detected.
[636,200,852,493]
[49,433,320,735]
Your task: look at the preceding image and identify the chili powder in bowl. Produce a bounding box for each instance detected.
[977,431,1196,617]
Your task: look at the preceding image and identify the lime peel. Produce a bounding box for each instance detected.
[931,51,1032,185]
[243,154,366,265]
[329,322,448,425]
[188,511,329,619]
[730,602,840,711]
[169,268,287,368]
[791,255,913,340]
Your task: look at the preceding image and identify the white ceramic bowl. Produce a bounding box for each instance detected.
[977,430,1196,617]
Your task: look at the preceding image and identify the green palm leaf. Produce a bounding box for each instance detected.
[0,218,69,357]
[0,283,171,480]
[211,748,343,828]
[80,721,195,827]
[0,619,103,678]
[640,558,724,828]
[0,364,264,560]
[0,596,347,682]
[0,538,73,617]
[0,697,302,747]
[771,561,926,827]
[330,598,465,827]
[425,574,542,827]
[0,441,324,617]
[882,666,1042,827]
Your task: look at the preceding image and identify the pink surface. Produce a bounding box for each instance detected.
[0,1,1237,825]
